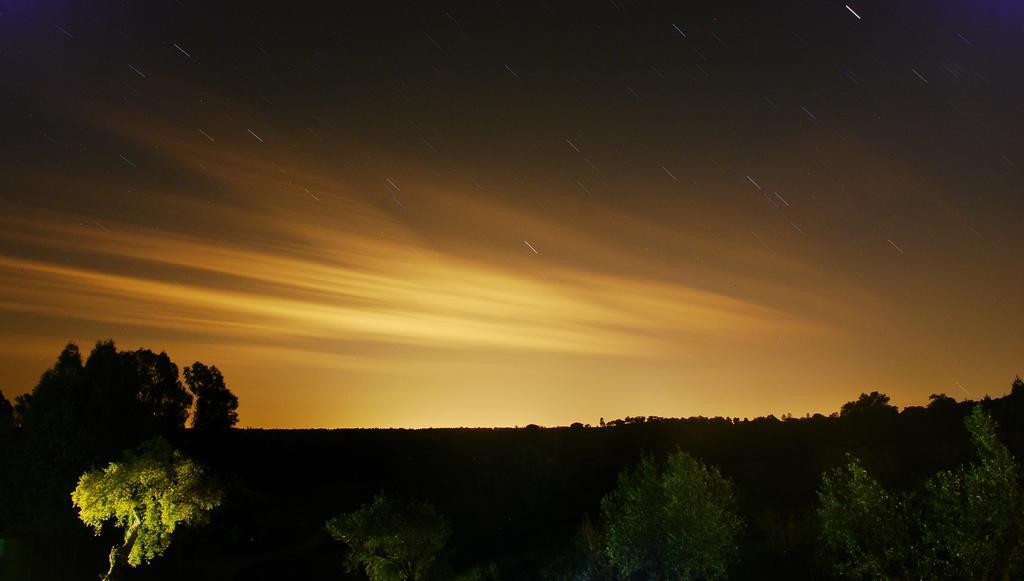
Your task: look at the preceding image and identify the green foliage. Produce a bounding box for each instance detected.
[326,493,451,581]
[599,450,743,580]
[818,406,1024,579]
[817,455,911,578]
[454,563,500,581]
[571,513,616,580]
[184,362,239,432]
[919,406,1024,578]
[71,437,223,568]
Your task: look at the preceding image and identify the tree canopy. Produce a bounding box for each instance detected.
[18,341,193,462]
[2,341,237,577]
[0,389,12,427]
[817,455,911,578]
[818,405,1024,579]
[184,362,239,432]
[919,406,1024,578]
[71,437,223,580]
[326,493,452,581]
[839,391,899,418]
[599,450,743,580]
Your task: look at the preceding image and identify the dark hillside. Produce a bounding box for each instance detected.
[124,392,1020,580]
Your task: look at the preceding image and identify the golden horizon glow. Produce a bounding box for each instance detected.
[1,103,1020,428]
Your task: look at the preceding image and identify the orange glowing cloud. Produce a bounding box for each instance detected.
[3,106,980,428]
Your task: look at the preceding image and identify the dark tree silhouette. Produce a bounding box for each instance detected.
[1013,376,1024,397]
[0,388,12,433]
[78,341,193,449]
[14,343,98,535]
[0,389,14,530]
[927,393,958,412]
[840,391,898,417]
[184,362,239,432]
[128,349,193,434]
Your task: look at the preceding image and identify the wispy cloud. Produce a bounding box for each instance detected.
[0,113,846,427]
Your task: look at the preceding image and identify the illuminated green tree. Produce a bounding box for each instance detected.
[599,451,743,580]
[326,493,451,581]
[919,406,1024,578]
[818,406,1024,579]
[70,437,223,581]
[817,456,912,578]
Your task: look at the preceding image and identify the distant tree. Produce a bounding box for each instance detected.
[71,437,222,581]
[1012,376,1024,397]
[0,388,12,434]
[817,456,912,578]
[326,493,451,581]
[599,450,743,580]
[184,362,238,432]
[927,393,959,412]
[840,391,898,418]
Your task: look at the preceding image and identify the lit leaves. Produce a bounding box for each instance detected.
[70,437,222,566]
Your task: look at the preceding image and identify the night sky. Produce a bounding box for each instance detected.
[0,1,1021,427]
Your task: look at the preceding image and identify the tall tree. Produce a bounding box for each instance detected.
[71,437,223,581]
[184,362,238,432]
[126,349,193,434]
[14,343,96,534]
[0,388,14,530]
[83,342,193,449]
[599,450,743,580]
[326,493,452,581]
[0,388,12,434]
[13,342,195,542]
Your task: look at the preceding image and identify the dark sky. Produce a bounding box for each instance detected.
[0,1,1021,427]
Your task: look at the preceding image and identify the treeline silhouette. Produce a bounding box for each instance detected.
[1,341,1023,579]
